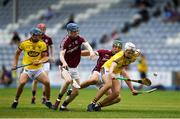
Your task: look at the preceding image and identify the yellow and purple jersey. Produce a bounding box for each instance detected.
[18,39,47,70]
[102,51,139,74]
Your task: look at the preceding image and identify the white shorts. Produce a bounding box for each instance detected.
[102,68,120,79]
[61,67,80,80]
[43,62,50,72]
[22,68,44,80]
[93,71,104,89]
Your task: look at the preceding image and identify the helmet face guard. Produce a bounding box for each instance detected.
[30,27,43,42]
[112,40,122,54]
[30,27,43,35]
[124,42,136,58]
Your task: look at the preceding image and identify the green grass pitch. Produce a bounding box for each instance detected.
[0,88,180,118]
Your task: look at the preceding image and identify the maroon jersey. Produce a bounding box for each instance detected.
[92,49,114,72]
[60,35,86,68]
[42,34,53,56]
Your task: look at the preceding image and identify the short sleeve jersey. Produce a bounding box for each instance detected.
[42,34,53,56]
[92,49,113,72]
[60,35,86,68]
[102,51,139,74]
[18,39,47,70]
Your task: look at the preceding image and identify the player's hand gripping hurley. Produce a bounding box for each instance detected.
[11,63,33,70]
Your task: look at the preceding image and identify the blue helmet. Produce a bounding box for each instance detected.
[30,27,43,35]
[66,23,79,32]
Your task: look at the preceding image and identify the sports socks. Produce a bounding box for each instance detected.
[61,101,69,107]
[96,102,102,107]
[92,97,98,104]
[32,90,36,97]
[15,96,20,102]
[58,93,63,100]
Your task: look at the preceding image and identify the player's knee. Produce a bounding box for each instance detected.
[33,80,38,84]
[91,79,98,84]
[65,80,72,85]
[110,92,119,99]
[104,82,112,89]
[43,80,50,86]
[19,80,26,86]
[106,84,112,89]
[114,91,120,98]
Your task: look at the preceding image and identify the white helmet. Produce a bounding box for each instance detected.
[125,42,136,51]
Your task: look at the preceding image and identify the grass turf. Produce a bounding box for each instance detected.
[0,88,180,118]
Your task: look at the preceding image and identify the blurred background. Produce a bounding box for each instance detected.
[0,0,180,90]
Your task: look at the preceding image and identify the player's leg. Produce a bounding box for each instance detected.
[36,70,52,108]
[93,87,121,108]
[41,71,48,104]
[31,79,38,104]
[80,71,99,89]
[51,68,72,110]
[59,68,80,111]
[102,96,121,107]
[11,73,29,109]
[87,72,112,111]
[41,62,50,104]
[93,79,121,111]
[66,71,99,97]
[60,79,80,111]
[101,80,121,107]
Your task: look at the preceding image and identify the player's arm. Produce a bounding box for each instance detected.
[12,48,22,70]
[121,69,138,95]
[33,51,49,65]
[121,69,134,91]
[108,54,122,77]
[109,61,118,78]
[82,42,96,59]
[40,51,49,63]
[60,49,68,68]
[49,45,55,63]
[81,50,98,56]
[81,50,90,56]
